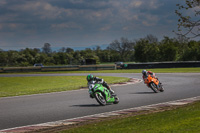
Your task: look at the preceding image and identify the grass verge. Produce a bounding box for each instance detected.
[0,76,129,97]
[74,67,200,73]
[1,67,200,74]
[60,101,200,133]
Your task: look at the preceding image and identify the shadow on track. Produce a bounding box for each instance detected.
[71,103,115,107]
[131,92,155,94]
[71,104,100,107]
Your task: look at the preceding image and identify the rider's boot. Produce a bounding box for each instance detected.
[108,86,115,96]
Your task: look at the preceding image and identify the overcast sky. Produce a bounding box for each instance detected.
[0,0,185,50]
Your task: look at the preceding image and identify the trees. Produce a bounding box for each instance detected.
[134,38,159,62]
[80,48,100,64]
[180,40,200,60]
[159,37,178,61]
[0,36,200,67]
[144,34,158,44]
[66,47,74,53]
[133,35,160,62]
[0,50,7,66]
[175,0,200,38]
[108,37,134,61]
[42,43,52,55]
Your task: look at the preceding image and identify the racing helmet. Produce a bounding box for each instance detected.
[87,74,94,82]
[142,70,147,76]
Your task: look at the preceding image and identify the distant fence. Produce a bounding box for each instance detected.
[0,65,116,73]
[123,61,200,69]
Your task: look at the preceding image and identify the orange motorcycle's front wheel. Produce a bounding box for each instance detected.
[150,82,159,93]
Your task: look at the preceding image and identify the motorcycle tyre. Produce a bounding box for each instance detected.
[150,83,159,93]
[160,86,164,92]
[94,91,106,106]
[113,96,119,104]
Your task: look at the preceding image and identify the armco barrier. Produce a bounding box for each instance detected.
[41,65,79,71]
[125,61,200,69]
[79,65,116,71]
[0,65,116,73]
[2,67,41,73]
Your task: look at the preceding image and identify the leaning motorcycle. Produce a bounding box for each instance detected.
[89,81,119,106]
[144,75,164,93]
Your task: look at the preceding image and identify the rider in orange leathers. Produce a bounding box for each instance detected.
[142,70,161,86]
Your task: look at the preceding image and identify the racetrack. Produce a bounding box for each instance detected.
[0,73,200,130]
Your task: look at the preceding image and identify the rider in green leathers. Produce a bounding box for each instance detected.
[86,74,114,98]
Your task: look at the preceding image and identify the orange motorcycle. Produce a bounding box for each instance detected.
[144,75,164,93]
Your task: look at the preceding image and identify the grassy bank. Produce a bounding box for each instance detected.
[0,76,129,97]
[60,101,200,133]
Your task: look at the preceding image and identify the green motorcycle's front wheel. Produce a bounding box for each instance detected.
[95,92,106,106]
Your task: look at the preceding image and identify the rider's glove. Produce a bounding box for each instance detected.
[89,90,93,94]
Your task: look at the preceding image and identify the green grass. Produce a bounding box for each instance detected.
[60,101,200,133]
[0,76,129,97]
[1,67,200,74]
[78,67,200,73]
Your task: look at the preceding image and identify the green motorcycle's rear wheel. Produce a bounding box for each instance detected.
[113,96,119,104]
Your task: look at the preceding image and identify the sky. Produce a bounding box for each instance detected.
[0,0,186,50]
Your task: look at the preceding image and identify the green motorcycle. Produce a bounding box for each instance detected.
[89,81,119,106]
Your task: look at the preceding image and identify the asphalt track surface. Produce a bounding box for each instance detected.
[0,73,200,130]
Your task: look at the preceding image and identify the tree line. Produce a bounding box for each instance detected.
[0,35,199,67]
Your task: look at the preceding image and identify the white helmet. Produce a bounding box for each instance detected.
[142,70,147,76]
